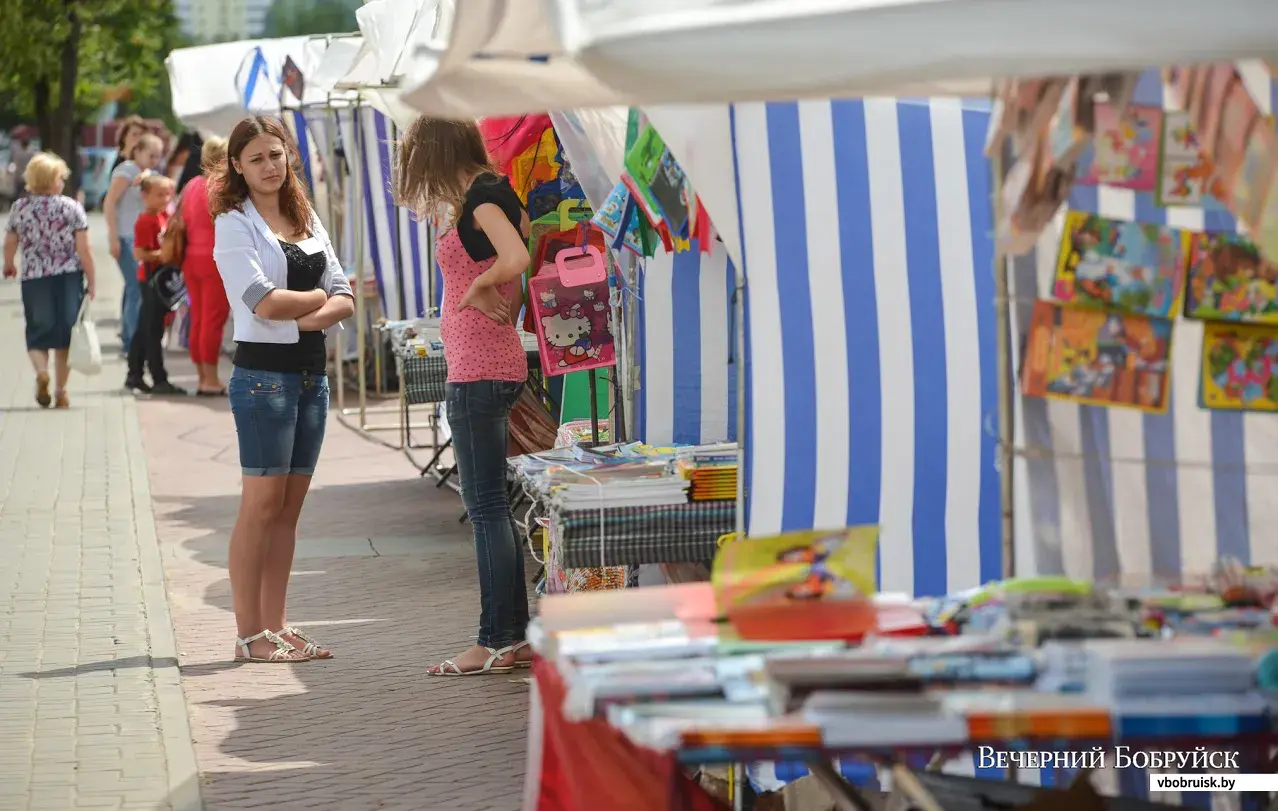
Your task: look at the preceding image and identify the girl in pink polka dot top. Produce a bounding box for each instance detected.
[395,116,534,676]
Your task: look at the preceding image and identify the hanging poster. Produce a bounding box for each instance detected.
[1156,111,1227,209]
[1053,211,1188,318]
[1021,301,1173,413]
[1184,233,1278,323]
[1200,322,1278,412]
[1077,104,1162,192]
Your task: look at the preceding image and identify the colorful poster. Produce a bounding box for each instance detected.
[1184,233,1278,323]
[1201,322,1278,412]
[1156,111,1227,209]
[1021,301,1173,413]
[1078,104,1162,192]
[1053,211,1187,318]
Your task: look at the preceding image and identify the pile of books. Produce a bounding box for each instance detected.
[674,443,738,502]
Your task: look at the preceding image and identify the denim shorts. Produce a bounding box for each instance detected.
[228,367,329,476]
[22,271,84,350]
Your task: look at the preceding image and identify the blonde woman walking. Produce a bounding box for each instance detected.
[2,152,96,408]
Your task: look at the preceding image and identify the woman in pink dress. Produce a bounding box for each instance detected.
[395,116,533,676]
[182,137,231,395]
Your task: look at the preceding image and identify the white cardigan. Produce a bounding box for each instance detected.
[212,198,353,344]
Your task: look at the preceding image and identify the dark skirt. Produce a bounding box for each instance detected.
[22,271,84,350]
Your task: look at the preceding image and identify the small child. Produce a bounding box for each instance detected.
[126,175,186,395]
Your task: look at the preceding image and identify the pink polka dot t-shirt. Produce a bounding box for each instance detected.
[438,174,527,384]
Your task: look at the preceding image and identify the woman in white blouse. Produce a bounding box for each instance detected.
[211,116,354,664]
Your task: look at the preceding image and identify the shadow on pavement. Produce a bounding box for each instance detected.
[136,360,532,811]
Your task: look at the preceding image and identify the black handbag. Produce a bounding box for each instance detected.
[149,265,188,312]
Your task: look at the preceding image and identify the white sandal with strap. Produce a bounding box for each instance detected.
[429,645,516,676]
[282,626,333,659]
[234,630,307,663]
[508,640,533,668]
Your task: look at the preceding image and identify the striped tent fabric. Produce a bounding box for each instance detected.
[332,107,365,273]
[635,240,738,446]
[731,97,1003,597]
[351,106,436,321]
[1011,70,1278,587]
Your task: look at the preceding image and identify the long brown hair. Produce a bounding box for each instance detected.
[209,116,312,237]
[115,115,145,152]
[394,116,497,224]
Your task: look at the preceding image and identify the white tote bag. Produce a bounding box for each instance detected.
[68,294,103,376]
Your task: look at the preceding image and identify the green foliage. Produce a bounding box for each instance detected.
[0,0,185,195]
[0,0,183,140]
[263,0,361,38]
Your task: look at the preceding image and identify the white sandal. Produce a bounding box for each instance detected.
[429,645,517,676]
[282,626,333,659]
[234,630,307,663]
[508,640,533,668]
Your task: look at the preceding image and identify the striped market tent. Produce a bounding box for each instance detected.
[732,96,1004,596]
[635,240,739,446]
[329,106,436,322]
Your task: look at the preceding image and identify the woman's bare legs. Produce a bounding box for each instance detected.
[228,475,306,661]
[260,474,330,656]
[27,348,49,374]
[52,349,70,396]
[28,349,50,406]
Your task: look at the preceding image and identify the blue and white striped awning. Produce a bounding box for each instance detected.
[333,106,435,321]
[732,97,1003,596]
[636,240,738,447]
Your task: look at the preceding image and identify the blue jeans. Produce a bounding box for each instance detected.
[446,380,529,649]
[116,237,141,352]
[228,368,330,476]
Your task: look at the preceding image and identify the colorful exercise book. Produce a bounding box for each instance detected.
[1200,321,1278,412]
[1076,104,1162,192]
[1021,300,1173,413]
[1183,233,1278,323]
[1053,211,1188,318]
[1156,110,1228,209]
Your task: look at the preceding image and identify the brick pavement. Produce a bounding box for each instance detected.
[0,212,201,811]
[137,278,531,807]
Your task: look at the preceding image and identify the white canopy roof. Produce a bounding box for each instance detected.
[398,0,622,119]
[397,0,1278,117]
[166,37,312,135]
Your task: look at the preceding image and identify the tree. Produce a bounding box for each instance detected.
[263,0,361,38]
[0,0,182,192]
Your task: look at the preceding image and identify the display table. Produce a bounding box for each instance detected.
[527,658,727,811]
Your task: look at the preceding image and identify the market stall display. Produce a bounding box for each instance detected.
[526,539,1278,811]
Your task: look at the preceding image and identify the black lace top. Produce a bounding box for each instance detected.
[232,239,328,374]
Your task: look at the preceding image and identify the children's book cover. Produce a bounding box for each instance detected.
[712,527,881,641]
[1021,301,1173,413]
[1053,211,1187,318]
[1077,104,1162,192]
[1200,322,1278,412]
[528,267,616,377]
[1156,111,1228,209]
[1184,233,1278,324]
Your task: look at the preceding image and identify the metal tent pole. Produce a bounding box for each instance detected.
[992,143,1016,580]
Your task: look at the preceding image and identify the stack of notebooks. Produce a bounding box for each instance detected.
[674,443,739,502]
[1038,638,1267,736]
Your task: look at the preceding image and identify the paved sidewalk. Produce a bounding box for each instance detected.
[0,213,201,811]
[137,271,530,805]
